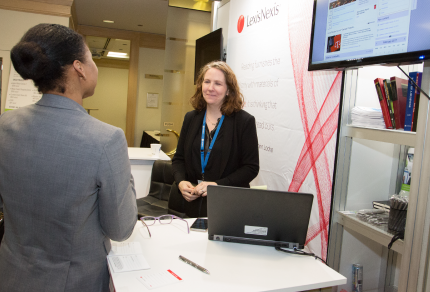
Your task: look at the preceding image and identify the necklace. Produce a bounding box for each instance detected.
[206,116,218,126]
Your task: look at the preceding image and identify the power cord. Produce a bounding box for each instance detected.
[388,230,404,250]
[275,246,327,265]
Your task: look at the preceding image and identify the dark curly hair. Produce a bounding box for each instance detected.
[10,23,87,93]
[190,61,244,116]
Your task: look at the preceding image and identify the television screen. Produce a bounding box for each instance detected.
[309,0,430,71]
[194,28,223,84]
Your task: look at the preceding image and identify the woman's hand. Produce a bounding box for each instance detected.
[178,181,199,202]
[193,181,217,197]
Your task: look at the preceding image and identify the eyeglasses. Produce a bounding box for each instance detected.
[140,215,190,238]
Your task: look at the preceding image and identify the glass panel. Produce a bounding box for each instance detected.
[159,7,211,156]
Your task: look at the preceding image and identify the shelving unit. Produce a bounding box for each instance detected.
[327,61,430,292]
[344,125,416,147]
[337,211,403,254]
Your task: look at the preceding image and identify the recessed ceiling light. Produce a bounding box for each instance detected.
[103,20,115,23]
[107,52,128,58]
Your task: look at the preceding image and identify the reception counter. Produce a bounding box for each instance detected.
[109,220,346,292]
[128,147,170,199]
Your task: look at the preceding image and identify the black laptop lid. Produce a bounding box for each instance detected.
[207,185,314,249]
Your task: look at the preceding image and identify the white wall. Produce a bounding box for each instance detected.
[87,47,166,147]
[0,9,69,113]
[82,67,129,133]
[0,10,68,51]
[134,47,165,147]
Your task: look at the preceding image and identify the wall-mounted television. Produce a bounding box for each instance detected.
[308,0,430,71]
[194,28,223,84]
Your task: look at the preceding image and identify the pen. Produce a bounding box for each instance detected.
[179,255,210,275]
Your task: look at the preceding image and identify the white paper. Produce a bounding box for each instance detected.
[107,254,150,273]
[146,93,159,108]
[350,107,386,129]
[5,65,42,110]
[109,242,142,256]
[137,270,183,290]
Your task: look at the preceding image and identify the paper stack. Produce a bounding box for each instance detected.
[350,106,386,129]
[107,242,150,273]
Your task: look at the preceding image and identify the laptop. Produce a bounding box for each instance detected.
[207,185,313,249]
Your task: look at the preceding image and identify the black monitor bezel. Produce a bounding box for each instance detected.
[307,0,429,71]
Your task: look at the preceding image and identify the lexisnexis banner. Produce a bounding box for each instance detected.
[227,0,341,261]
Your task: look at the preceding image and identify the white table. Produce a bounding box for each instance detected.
[128,147,170,199]
[109,220,346,292]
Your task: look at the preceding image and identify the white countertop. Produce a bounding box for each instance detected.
[109,220,346,292]
[128,147,170,161]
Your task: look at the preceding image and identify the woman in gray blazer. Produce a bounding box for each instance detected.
[0,24,137,292]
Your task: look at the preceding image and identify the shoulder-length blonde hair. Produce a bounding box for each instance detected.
[190,61,243,116]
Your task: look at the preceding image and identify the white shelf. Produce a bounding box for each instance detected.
[344,125,416,146]
[337,211,404,254]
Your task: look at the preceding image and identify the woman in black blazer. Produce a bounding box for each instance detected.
[170,61,259,218]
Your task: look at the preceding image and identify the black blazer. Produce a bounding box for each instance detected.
[170,109,259,217]
[172,109,259,186]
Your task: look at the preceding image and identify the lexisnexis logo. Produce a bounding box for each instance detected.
[237,3,280,33]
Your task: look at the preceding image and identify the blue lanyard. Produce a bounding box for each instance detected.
[201,111,225,180]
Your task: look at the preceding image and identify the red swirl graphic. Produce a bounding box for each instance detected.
[287,0,342,261]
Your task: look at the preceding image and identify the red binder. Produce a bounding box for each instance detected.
[374,78,393,129]
[390,76,408,129]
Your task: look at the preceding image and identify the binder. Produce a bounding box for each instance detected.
[383,79,396,129]
[390,77,408,129]
[374,78,393,129]
[404,72,422,131]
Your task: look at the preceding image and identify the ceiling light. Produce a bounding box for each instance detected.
[103,20,115,23]
[107,52,128,58]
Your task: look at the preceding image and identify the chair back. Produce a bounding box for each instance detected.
[148,160,174,201]
[137,160,174,218]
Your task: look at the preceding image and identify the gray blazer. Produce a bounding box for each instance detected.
[0,94,137,292]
